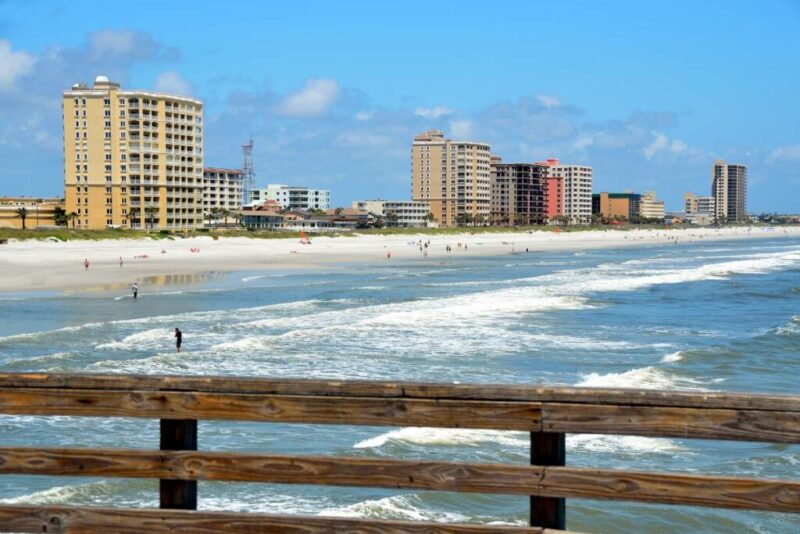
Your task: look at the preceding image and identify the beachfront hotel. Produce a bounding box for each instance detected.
[639,191,665,220]
[0,197,65,229]
[711,160,747,223]
[250,184,331,211]
[592,192,641,220]
[63,76,204,230]
[351,200,430,227]
[203,168,244,216]
[536,158,592,224]
[411,130,491,226]
[489,157,548,225]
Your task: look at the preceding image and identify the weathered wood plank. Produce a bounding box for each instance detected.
[0,448,798,512]
[159,419,197,510]
[2,387,798,442]
[0,373,797,412]
[530,433,565,529]
[541,403,800,443]
[0,505,553,534]
[0,388,543,430]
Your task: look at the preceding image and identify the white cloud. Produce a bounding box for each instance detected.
[154,71,192,96]
[449,119,474,139]
[768,144,800,164]
[88,30,138,60]
[354,111,372,121]
[536,95,562,109]
[643,132,689,159]
[643,132,669,159]
[670,139,688,154]
[414,106,453,119]
[336,130,391,147]
[0,40,36,91]
[275,78,340,117]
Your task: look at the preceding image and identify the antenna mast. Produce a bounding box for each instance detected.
[242,137,255,205]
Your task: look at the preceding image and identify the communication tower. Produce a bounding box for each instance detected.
[242,137,255,205]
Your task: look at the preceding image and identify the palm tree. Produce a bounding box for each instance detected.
[16,207,28,230]
[144,206,158,230]
[220,208,231,226]
[128,207,140,229]
[53,207,68,226]
[209,207,221,228]
[67,211,79,229]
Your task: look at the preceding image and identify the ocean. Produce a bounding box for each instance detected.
[0,236,799,532]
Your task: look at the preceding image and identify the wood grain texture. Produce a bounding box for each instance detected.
[0,373,797,412]
[2,387,798,442]
[0,388,543,430]
[0,448,797,512]
[542,403,800,443]
[0,505,555,534]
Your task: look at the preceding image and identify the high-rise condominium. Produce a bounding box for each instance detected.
[490,158,548,225]
[411,130,491,226]
[203,168,244,216]
[63,76,204,230]
[711,160,747,222]
[536,160,592,224]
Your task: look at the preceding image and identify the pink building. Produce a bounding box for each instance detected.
[536,159,565,221]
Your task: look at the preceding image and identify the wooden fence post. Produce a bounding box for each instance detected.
[530,431,565,529]
[160,419,198,509]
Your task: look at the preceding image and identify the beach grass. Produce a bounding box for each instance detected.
[0,223,755,242]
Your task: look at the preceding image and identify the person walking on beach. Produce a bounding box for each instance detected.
[119,256,124,268]
[131,282,139,299]
[174,328,182,353]
[83,259,90,271]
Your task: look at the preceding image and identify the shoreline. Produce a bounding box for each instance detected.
[1,226,798,294]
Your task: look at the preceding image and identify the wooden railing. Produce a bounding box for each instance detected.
[0,373,798,533]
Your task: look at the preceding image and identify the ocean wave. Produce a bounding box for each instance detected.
[566,434,686,455]
[95,328,173,350]
[774,315,799,337]
[576,366,715,391]
[353,427,526,449]
[660,351,684,363]
[320,494,471,523]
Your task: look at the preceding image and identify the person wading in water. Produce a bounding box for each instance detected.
[174,328,182,353]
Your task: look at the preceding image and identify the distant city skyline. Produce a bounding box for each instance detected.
[0,0,798,212]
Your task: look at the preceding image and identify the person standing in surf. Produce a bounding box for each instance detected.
[174,328,182,353]
[131,282,139,299]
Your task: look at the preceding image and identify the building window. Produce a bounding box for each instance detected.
[104,110,111,117]
[105,132,111,139]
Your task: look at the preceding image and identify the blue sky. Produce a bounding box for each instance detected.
[1,0,798,212]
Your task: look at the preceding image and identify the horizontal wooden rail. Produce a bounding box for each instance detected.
[0,448,797,512]
[1,373,798,412]
[0,373,798,531]
[0,505,563,534]
[0,387,798,442]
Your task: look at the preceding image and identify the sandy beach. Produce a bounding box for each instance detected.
[1,226,797,293]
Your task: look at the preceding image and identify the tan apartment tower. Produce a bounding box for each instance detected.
[63,76,204,230]
[411,130,491,226]
[711,160,747,223]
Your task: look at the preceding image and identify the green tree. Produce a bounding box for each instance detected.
[53,206,68,226]
[16,207,28,229]
[67,211,79,229]
[145,206,158,230]
[128,207,140,229]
